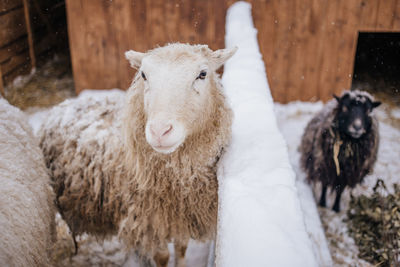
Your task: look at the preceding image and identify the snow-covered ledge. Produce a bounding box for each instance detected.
[216,2,319,266]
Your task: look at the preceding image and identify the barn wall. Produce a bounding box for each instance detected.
[65,0,228,95]
[0,0,67,92]
[251,0,400,102]
[0,0,31,90]
[66,0,400,102]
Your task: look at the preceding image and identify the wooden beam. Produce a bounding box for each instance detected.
[22,0,36,70]
[0,64,4,96]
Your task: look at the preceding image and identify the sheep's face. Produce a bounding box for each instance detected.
[125,44,237,154]
[334,91,381,139]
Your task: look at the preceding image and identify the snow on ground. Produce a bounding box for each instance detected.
[216,2,318,267]
[275,101,400,266]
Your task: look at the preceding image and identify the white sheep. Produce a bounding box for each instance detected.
[0,98,55,267]
[39,43,236,266]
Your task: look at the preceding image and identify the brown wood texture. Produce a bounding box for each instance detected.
[0,65,4,95]
[0,0,66,87]
[0,6,31,82]
[66,0,400,102]
[0,7,27,47]
[0,0,22,14]
[23,0,36,69]
[251,0,400,102]
[66,0,228,94]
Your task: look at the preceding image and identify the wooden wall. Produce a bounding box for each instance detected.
[0,0,67,93]
[66,0,400,102]
[252,0,400,102]
[0,0,32,92]
[65,0,227,95]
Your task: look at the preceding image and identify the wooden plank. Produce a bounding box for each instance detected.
[65,0,84,93]
[100,1,120,89]
[1,49,30,75]
[301,0,330,101]
[112,0,135,90]
[315,1,338,101]
[84,1,117,91]
[332,0,363,97]
[322,0,348,100]
[131,0,147,52]
[212,0,227,50]
[0,64,4,96]
[0,0,22,14]
[206,0,216,49]
[282,0,298,102]
[179,0,194,44]
[358,0,380,29]
[66,0,112,92]
[148,0,165,46]
[22,0,35,69]
[127,0,139,82]
[394,0,400,28]
[251,0,276,96]
[2,59,30,85]
[0,7,27,47]
[290,0,308,101]
[375,0,397,30]
[0,37,29,63]
[192,0,205,44]
[254,0,289,102]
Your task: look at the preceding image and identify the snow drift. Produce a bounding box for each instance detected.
[216,2,319,266]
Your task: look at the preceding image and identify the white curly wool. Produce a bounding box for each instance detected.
[216,2,319,266]
[0,98,55,267]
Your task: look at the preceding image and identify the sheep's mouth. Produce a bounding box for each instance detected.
[348,130,365,139]
[151,143,181,154]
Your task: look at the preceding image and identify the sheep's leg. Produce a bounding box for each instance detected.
[72,232,79,255]
[319,185,327,207]
[154,246,170,267]
[174,241,187,267]
[332,185,345,212]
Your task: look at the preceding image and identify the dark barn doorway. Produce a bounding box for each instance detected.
[351,32,400,105]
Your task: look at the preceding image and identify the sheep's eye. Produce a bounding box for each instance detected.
[197,71,207,80]
[141,72,147,80]
[342,106,348,113]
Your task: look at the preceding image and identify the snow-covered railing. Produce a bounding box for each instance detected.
[216,2,319,266]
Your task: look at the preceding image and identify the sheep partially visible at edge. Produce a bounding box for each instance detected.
[299,90,381,212]
[39,43,236,267]
[0,98,56,266]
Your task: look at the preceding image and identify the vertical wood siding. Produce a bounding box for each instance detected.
[66,0,400,102]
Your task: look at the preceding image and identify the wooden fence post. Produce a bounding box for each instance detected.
[22,0,36,70]
[0,65,4,96]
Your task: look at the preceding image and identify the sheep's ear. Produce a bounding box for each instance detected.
[333,94,340,102]
[372,101,381,109]
[125,50,144,69]
[210,46,238,70]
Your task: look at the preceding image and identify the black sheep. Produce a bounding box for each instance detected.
[299,90,381,212]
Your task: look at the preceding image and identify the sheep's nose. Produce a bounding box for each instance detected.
[150,123,173,139]
[353,119,363,130]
